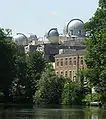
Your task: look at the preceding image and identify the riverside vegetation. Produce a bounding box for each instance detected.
[0,0,106,106]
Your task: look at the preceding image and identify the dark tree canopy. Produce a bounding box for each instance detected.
[0,28,17,102]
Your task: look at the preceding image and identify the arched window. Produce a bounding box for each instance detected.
[60,59,63,66]
[80,57,83,65]
[69,71,72,79]
[56,59,59,66]
[65,58,68,65]
[65,71,68,77]
[69,58,72,65]
[60,71,64,76]
[73,57,76,65]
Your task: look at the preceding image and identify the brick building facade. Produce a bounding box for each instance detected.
[55,50,86,81]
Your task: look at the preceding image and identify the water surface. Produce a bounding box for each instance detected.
[0,105,106,119]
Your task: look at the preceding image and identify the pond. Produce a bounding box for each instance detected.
[0,105,106,119]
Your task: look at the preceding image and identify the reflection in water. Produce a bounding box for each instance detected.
[91,114,98,119]
[0,105,105,119]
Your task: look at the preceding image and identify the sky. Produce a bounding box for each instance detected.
[0,0,98,37]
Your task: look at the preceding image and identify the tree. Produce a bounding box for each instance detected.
[0,28,17,102]
[85,0,106,34]
[33,64,65,105]
[61,81,84,105]
[27,51,46,95]
[27,51,46,79]
[9,55,29,103]
[10,50,46,103]
[99,0,106,9]
[84,0,106,102]
[77,70,91,95]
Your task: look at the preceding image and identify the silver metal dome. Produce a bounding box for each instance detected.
[14,36,28,45]
[28,34,38,41]
[46,28,59,44]
[48,28,59,37]
[66,19,85,37]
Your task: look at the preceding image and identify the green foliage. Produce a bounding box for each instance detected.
[100,92,106,103]
[83,93,101,105]
[16,45,25,56]
[99,0,106,9]
[85,0,106,34]
[61,81,84,105]
[84,0,106,103]
[27,51,46,74]
[33,65,65,105]
[9,55,29,103]
[0,28,12,40]
[84,24,106,94]
[9,51,46,103]
[27,51,46,94]
[77,70,91,96]
[0,28,17,102]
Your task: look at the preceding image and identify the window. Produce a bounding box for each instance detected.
[73,71,75,80]
[56,59,59,66]
[65,58,68,65]
[73,71,74,76]
[60,59,63,66]
[80,57,83,65]
[73,57,76,65]
[69,71,72,79]
[56,71,59,75]
[69,58,72,65]
[65,71,68,77]
[60,71,64,76]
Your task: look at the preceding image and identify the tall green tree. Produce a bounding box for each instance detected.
[27,51,46,77]
[9,55,29,103]
[26,51,46,99]
[34,64,65,105]
[0,28,17,102]
[10,50,46,103]
[84,0,106,102]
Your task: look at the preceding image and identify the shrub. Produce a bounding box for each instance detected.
[83,93,101,105]
[61,81,84,105]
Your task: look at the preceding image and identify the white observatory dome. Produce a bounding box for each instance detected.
[28,34,38,41]
[67,19,85,37]
[63,19,85,37]
[14,35,28,45]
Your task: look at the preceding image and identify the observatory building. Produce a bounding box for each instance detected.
[54,19,86,81]
[13,18,86,81]
[13,34,39,53]
[43,28,59,62]
[44,19,86,62]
